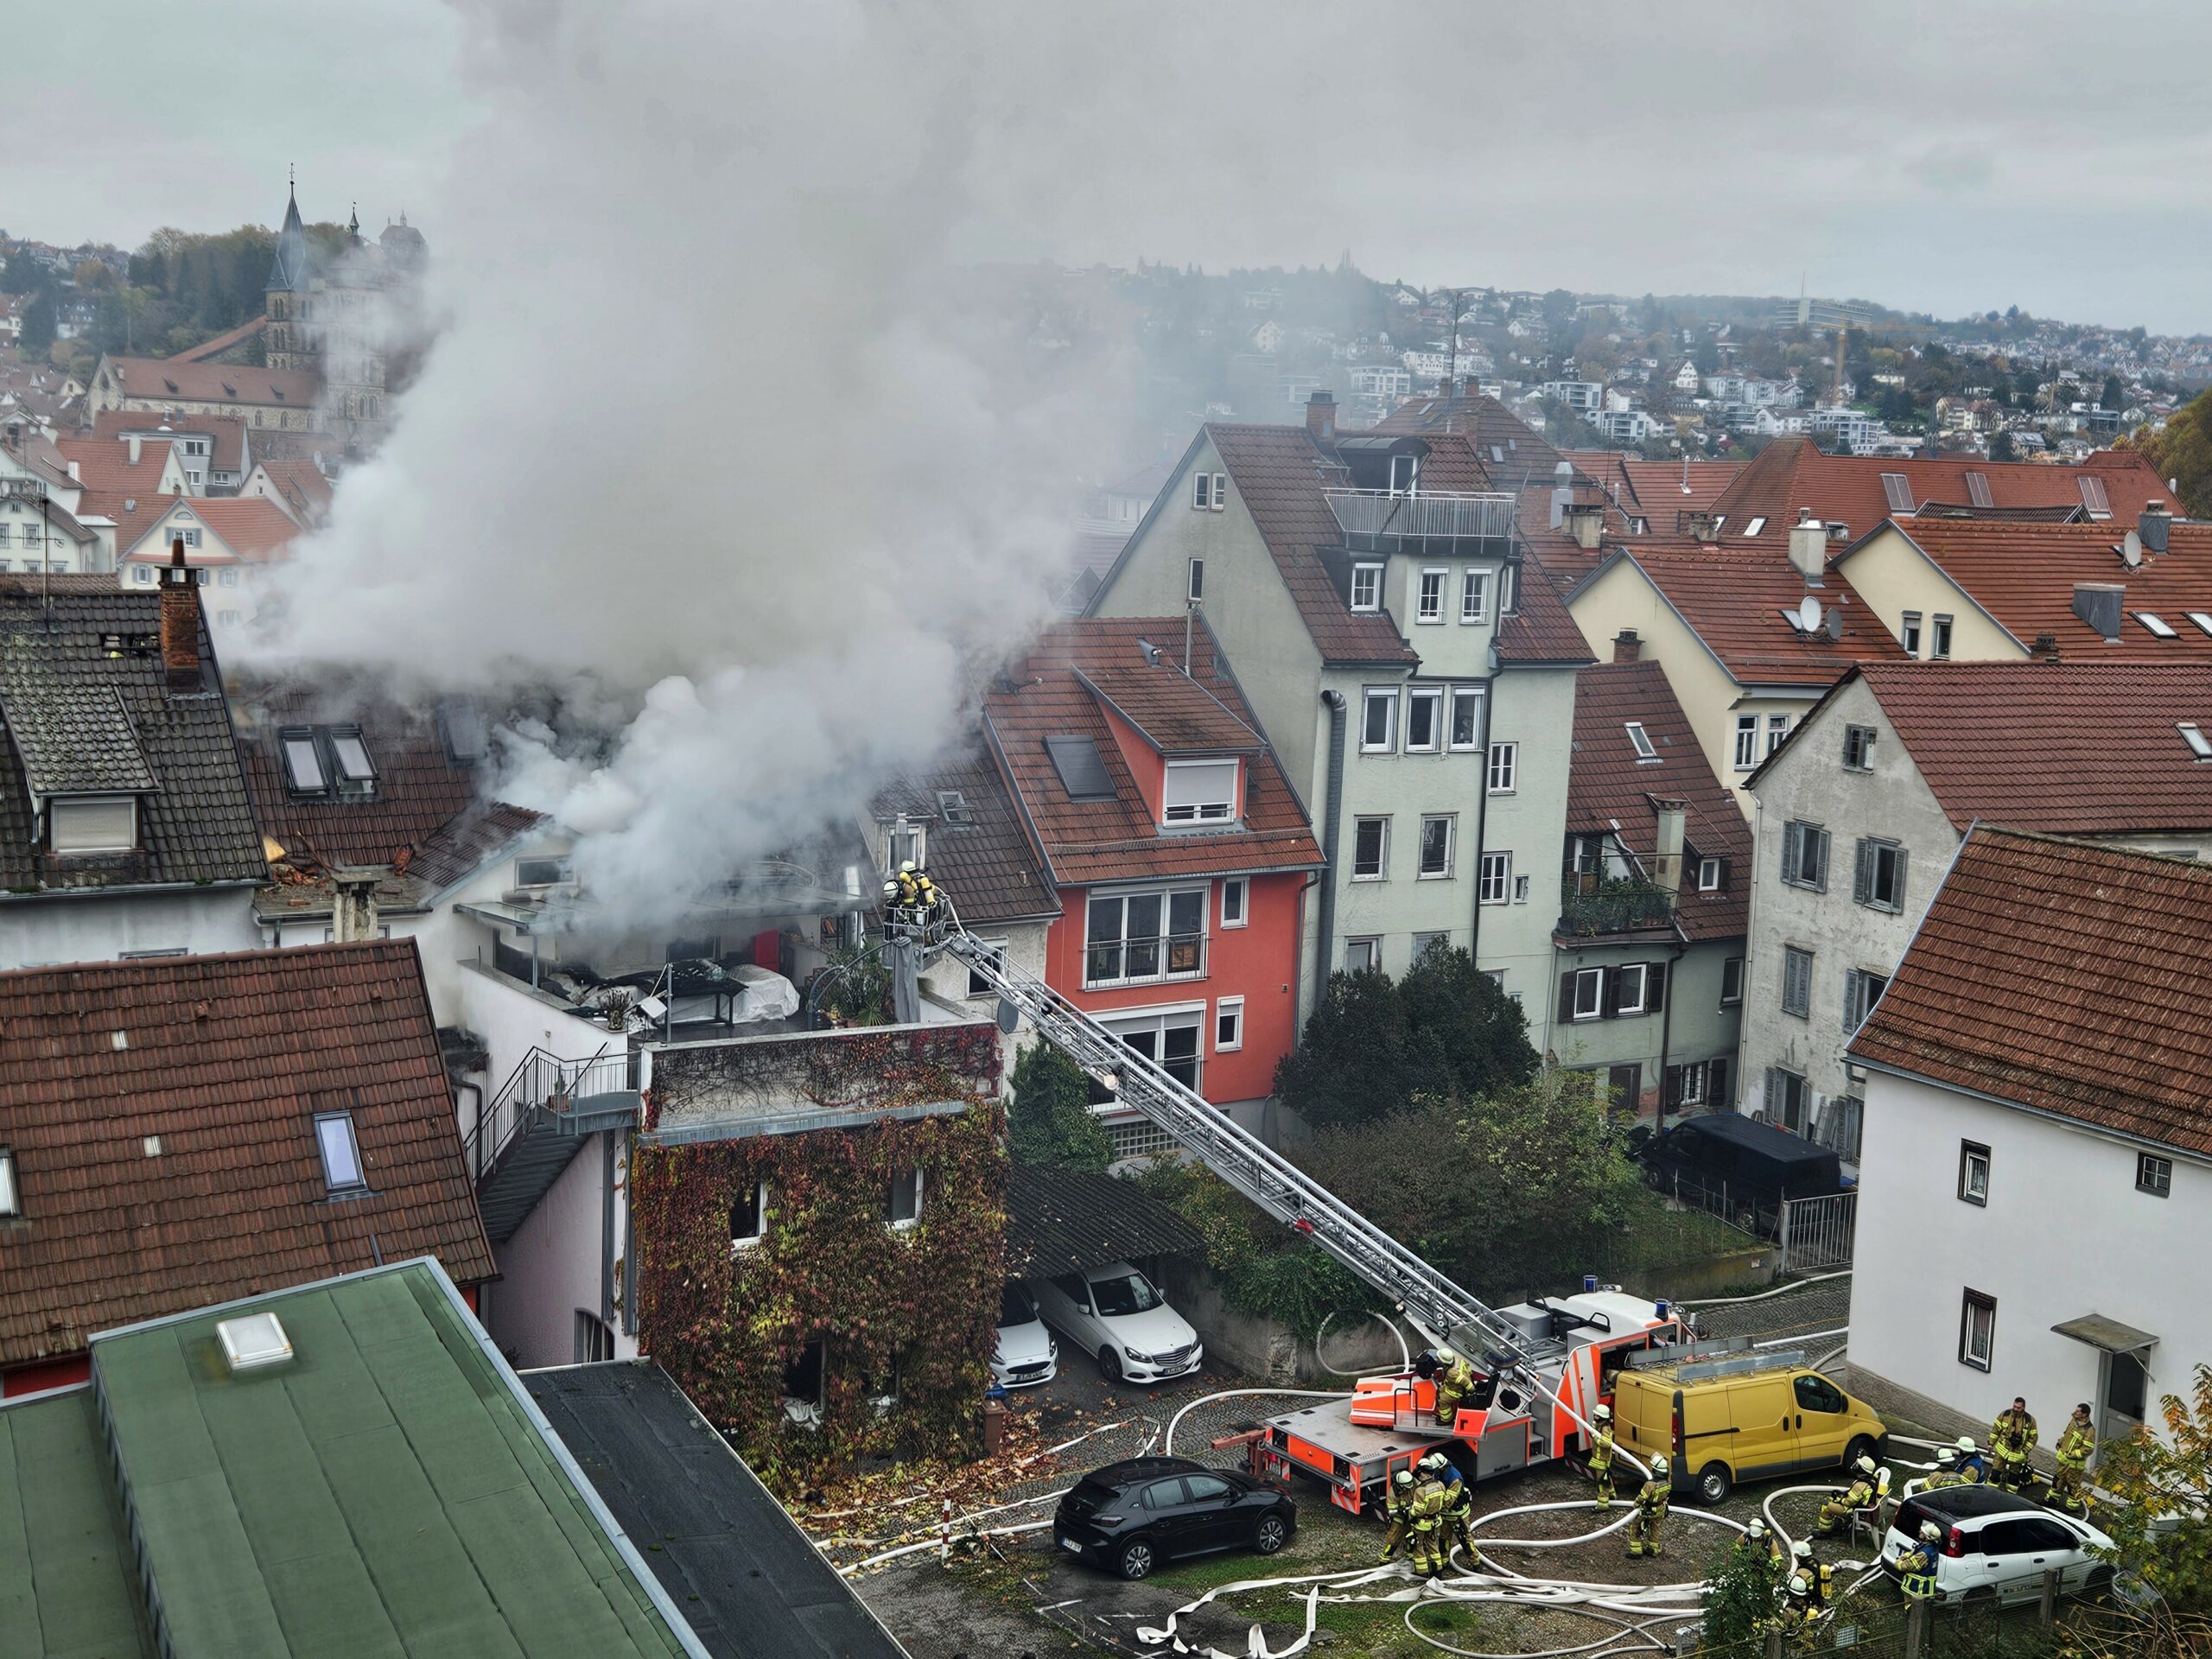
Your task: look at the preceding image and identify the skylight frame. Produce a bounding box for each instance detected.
[2190,613,2212,638]
[2181,722,2212,761]
[315,1111,367,1192]
[1742,516,1767,537]
[327,728,377,785]
[1624,721,1658,761]
[935,789,975,824]
[2135,612,2178,639]
[279,728,327,793]
[0,1147,16,1217]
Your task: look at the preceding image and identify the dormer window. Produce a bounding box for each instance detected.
[1350,563,1383,612]
[888,820,926,867]
[48,796,137,855]
[1389,454,1419,496]
[1163,759,1237,824]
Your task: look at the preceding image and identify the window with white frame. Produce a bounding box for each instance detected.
[1497,561,1519,614]
[1901,611,1923,655]
[1417,568,1446,622]
[1720,956,1744,1006]
[1780,945,1813,1016]
[1361,687,1397,751]
[1732,714,1759,771]
[1448,686,1484,751]
[1931,614,1954,659]
[1209,473,1225,512]
[2136,1153,2172,1198]
[1417,814,1454,878]
[1214,996,1243,1052]
[1624,721,1657,761]
[1842,724,1877,771]
[1163,759,1238,823]
[1084,887,1206,986]
[1486,741,1517,794]
[1192,472,1214,510]
[1106,1006,1204,1090]
[1765,712,1791,755]
[965,940,1007,998]
[1350,563,1383,612]
[1614,962,1651,1014]
[1460,569,1490,623]
[1960,1289,1996,1370]
[1959,1141,1990,1205]
[1478,851,1511,904]
[730,1180,770,1249]
[887,1166,924,1228]
[48,797,137,855]
[1344,938,1380,974]
[1389,453,1419,496]
[1696,855,1724,892]
[217,567,239,586]
[1405,687,1442,752]
[1351,816,1389,880]
[0,1147,16,1219]
[1568,967,1604,1020]
[131,564,155,585]
[1412,931,1448,959]
[1220,877,1247,928]
[315,1112,366,1192]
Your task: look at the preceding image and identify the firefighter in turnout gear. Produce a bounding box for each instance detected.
[2049,1404,2096,1515]
[1922,1446,1964,1490]
[1898,1520,1942,1605]
[1420,1452,1477,1567]
[1428,1346,1477,1428]
[1408,1469,1450,1577]
[1734,1517,1786,1580]
[1586,1402,1618,1510]
[1379,1469,1420,1565]
[1792,1538,1835,1607]
[1776,1573,1821,1649]
[1991,1397,2038,1491]
[1626,1455,1669,1557]
[1955,1435,1992,1484]
[1816,1454,1881,1536]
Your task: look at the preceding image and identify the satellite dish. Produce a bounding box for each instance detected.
[2122,530,2143,567]
[1797,594,1821,632]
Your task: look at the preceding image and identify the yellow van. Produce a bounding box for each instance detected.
[1612,1353,1885,1503]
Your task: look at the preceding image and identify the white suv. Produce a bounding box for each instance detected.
[1884,1486,2114,1605]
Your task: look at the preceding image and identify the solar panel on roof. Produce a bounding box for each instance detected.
[1045,735,1115,801]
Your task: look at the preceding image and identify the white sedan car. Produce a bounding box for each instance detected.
[1884,1485,2115,1605]
[991,1281,1058,1389]
[1032,1262,1203,1386]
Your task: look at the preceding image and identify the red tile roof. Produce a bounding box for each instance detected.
[1568,661,1751,940]
[86,407,249,474]
[1847,518,2212,658]
[121,496,300,563]
[72,489,178,553]
[169,314,270,365]
[0,941,496,1369]
[1497,558,1597,664]
[1374,391,1576,486]
[1807,661,2212,836]
[98,356,320,411]
[1851,829,2212,1157]
[1205,423,1415,665]
[54,436,178,499]
[983,617,1322,887]
[1709,435,2173,544]
[1588,544,1910,687]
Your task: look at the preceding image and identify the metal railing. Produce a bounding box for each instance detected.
[1557,880,1676,938]
[1777,1189,1859,1274]
[1083,930,1206,989]
[465,1044,640,1181]
[1324,487,1516,543]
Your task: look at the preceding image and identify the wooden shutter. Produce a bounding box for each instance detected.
[1663,1065,1683,1108]
[1558,972,1577,1025]
[1762,1069,1779,1119]
[1853,838,1873,905]
[1814,828,1832,892]
[1602,967,1622,1018]
[1709,1055,1732,1109]
[1645,960,1668,1014]
[1781,826,1799,885]
[1891,846,1909,909]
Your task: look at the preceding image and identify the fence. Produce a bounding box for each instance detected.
[1688,1573,2186,1659]
[1778,1189,1859,1275]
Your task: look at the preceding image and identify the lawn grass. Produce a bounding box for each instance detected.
[1599,1189,1758,1274]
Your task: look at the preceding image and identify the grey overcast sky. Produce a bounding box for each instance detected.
[16,1,2212,334]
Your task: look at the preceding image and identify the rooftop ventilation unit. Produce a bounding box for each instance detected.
[216,1311,294,1374]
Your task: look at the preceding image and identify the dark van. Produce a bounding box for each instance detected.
[1636,1113,1844,1232]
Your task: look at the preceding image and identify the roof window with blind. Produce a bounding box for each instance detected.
[279,726,379,801]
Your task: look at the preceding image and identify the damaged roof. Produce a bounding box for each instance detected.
[870,744,1058,928]
[0,943,497,1371]
[0,577,264,894]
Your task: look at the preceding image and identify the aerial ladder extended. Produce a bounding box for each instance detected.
[884,898,1681,1512]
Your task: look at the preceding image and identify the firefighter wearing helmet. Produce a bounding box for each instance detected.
[1586,1402,1618,1510]
[1626,1454,1669,1558]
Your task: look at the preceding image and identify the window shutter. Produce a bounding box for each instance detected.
[1709,1055,1731,1109]
[1892,846,1909,908]
[1714,856,1731,892]
[1601,967,1621,1018]
[1781,827,1798,885]
[1645,960,1667,1014]
[1558,972,1576,1025]
[1815,828,1832,892]
[1762,1069,1779,1118]
[1853,838,1872,904]
[1843,970,1859,1029]
[1664,1065,1683,1108]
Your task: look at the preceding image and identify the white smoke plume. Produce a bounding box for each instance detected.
[248,0,1286,923]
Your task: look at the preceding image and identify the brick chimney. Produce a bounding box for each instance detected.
[1612,628,1641,664]
[2031,632,2062,661]
[1686,510,1719,543]
[159,536,202,691]
[330,868,382,943]
[1305,390,1337,442]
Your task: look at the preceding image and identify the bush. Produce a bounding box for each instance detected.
[1007,1042,1111,1172]
[1697,1535,1777,1653]
[1133,1160,1376,1344]
[1398,939,1540,1100]
[2092,1361,2212,1612]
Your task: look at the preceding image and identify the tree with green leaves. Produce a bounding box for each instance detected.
[1990,429,2018,462]
[2125,388,2212,520]
[1698,1534,1779,1652]
[2102,374,2128,412]
[1273,966,1454,1131]
[2092,1362,2212,1612]
[17,291,54,355]
[1398,938,1539,1103]
[1007,1041,1110,1172]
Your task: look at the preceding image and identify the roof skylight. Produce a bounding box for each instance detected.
[2135,613,2178,639]
[2190,613,2212,637]
[1044,735,1115,801]
[1625,721,1658,761]
[1742,516,1767,537]
[0,1147,16,1217]
[936,789,975,824]
[2182,723,2212,760]
[216,1311,294,1373]
[315,1112,366,1192]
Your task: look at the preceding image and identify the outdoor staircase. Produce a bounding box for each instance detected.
[468,1046,643,1244]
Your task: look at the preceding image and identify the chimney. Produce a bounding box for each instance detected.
[2139,501,2172,554]
[66,460,79,482]
[159,536,202,690]
[2031,632,2062,662]
[1564,500,1604,550]
[1687,510,1719,543]
[1305,390,1337,442]
[1612,628,1641,664]
[329,868,382,943]
[1787,510,1827,584]
[2071,582,2124,641]
[1549,460,1574,528]
[1652,800,1687,893]
[127,434,142,465]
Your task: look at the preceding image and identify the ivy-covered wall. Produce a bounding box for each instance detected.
[632,1023,1007,1491]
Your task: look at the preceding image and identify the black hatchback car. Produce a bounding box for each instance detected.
[1053,1456,1295,1580]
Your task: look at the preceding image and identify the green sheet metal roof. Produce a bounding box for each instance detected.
[0,1388,154,1658]
[3,1261,706,1659]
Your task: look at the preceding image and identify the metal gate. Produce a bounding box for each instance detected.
[1777,1190,1858,1274]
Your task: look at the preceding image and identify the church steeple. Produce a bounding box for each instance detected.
[266,171,311,293]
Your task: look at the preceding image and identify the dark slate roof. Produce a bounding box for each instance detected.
[1851,828,2212,1158]
[265,182,311,290]
[526,1362,909,1659]
[0,943,497,1370]
[1374,390,1576,485]
[870,744,1058,928]
[1568,661,1751,941]
[1006,1163,1209,1278]
[0,577,264,894]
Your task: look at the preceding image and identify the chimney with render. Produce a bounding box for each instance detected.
[1787,509,1827,585]
[1686,510,1719,543]
[159,536,201,691]
[1612,628,1641,664]
[2139,501,2172,554]
[329,868,382,943]
[127,434,142,465]
[1305,390,1337,442]
[2031,632,2062,662]
[2071,582,2124,641]
[1651,800,1687,893]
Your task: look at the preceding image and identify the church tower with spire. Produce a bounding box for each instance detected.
[264,175,315,371]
